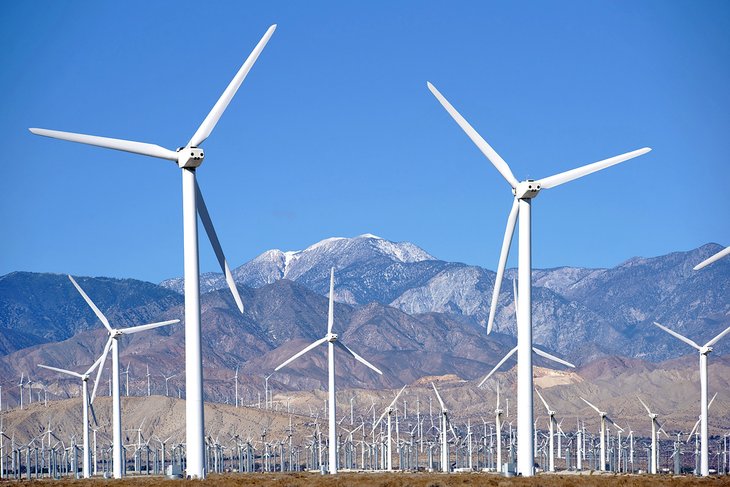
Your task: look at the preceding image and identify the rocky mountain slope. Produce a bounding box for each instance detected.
[0,236,727,408]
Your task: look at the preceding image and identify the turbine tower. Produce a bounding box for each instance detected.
[580,397,623,471]
[274,268,383,474]
[37,357,103,478]
[653,321,730,476]
[535,389,556,472]
[29,25,276,478]
[372,385,407,471]
[637,396,665,474]
[69,275,179,478]
[427,82,650,476]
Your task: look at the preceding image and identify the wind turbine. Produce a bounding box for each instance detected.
[29,24,276,479]
[653,321,730,476]
[431,382,456,473]
[694,246,730,270]
[535,389,556,472]
[580,397,623,471]
[274,268,383,474]
[162,374,176,398]
[37,357,103,478]
[637,396,666,474]
[372,385,407,471]
[68,274,180,479]
[427,82,650,476]
[494,383,504,473]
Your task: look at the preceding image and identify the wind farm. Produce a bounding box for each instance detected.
[1,1,729,485]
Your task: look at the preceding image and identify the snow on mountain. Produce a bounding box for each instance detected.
[159,234,437,296]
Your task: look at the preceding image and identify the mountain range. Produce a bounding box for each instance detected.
[0,234,728,406]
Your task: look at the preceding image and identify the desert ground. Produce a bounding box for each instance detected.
[2,472,730,486]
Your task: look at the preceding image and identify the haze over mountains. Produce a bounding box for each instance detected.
[0,234,728,409]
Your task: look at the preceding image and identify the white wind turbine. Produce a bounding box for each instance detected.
[30,25,276,479]
[653,321,730,476]
[68,274,180,479]
[274,268,383,474]
[37,357,104,478]
[428,82,650,476]
[431,382,456,473]
[494,383,504,473]
[535,389,557,472]
[694,246,730,270]
[580,397,623,471]
[637,396,666,474]
[371,385,407,471]
[162,374,176,398]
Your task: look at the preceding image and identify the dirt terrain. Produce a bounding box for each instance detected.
[2,471,729,486]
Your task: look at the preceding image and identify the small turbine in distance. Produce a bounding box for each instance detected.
[274,267,382,474]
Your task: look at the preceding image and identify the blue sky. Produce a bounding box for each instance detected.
[1,1,728,283]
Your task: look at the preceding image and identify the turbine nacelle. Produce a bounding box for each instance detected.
[513,180,541,199]
[177,147,205,168]
[326,332,338,343]
[700,345,712,355]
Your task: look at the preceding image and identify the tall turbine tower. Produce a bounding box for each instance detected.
[29,25,276,478]
[653,321,730,476]
[427,82,650,476]
[274,268,383,474]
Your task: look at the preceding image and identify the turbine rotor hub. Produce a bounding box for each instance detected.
[326,333,338,342]
[513,179,541,199]
[700,346,712,355]
[177,147,205,168]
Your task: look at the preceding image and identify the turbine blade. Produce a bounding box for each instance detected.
[335,341,382,375]
[195,180,244,313]
[117,319,180,335]
[478,346,517,387]
[535,389,550,413]
[693,246,730,270]
[85,352,106,376]
[705,324,730,348]
[68,275,113,333]
[88,390,99,427]
[653,322,701,351]
[188,24,277,147]
[580,397,601,414]
[637,396,652,415]
[91,336,113,403]
[390,385,407,409]
[537,147,651,189]
[372,409,389,434]
[487,198,519,334]
[29,128,177,161]
[532,346,576,368]
[37,364,83,379]
[426,82,519,189]
[709,392,718,410]
[687,418,700,441]
[327,268,335,335]
[274,336,329,371]
[605,416,623,432]
[431,382,446,411]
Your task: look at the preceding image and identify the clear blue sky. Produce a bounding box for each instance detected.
[1,1,728,283]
